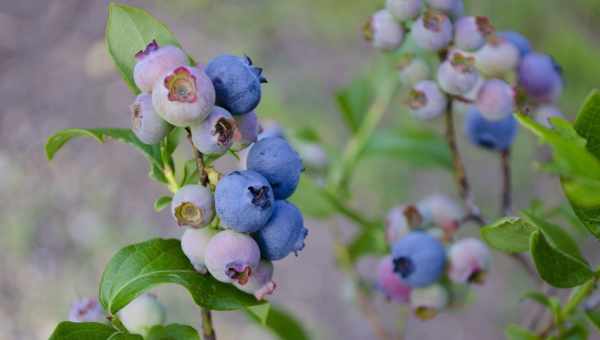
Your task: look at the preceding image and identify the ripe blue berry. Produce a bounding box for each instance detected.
[215,170,274,233]
[497,31,532,57]
[465,107,517,151]
[181,227,218,274]
[410,284,448,320]
[397,55,431,87]
[377,256,411,303]
[68,297,104,323]
[130,93,171,145]
[205,55,266,115]
[204,230,261,284]
[171,184,214,229]
[233,260,277,300]
[232,110,259,151]
[253,200,308,261]
[152,66,216,127]
[535,105,564,128]
[258,120,286,141]
[518,53,563,103]
[133,41,188,93]
[391,231,446,288]
[448,238,491,284]
[412,11,453,52]
[385,0,422,21]
[408,80,447,120]
[476,79,515,121]
[247,137,303,200]
[474,37,520,77]
[437,52,480,96]
[118,293,165,337]
[454,16,493,51]
[190,106,235,156]
[364,10,405,51]
[425,0,460,13]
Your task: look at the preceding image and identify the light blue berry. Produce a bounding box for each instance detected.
[412,11,453,52]
[465,107,517,151]
[497,31,531,57]
[391,231,446,288]
[454,16,492,51]
[518,53,563,103]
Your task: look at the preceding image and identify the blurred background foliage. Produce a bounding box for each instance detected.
[0,0,598,339]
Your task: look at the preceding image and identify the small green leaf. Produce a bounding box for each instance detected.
[561,323,589,340]
[153,196,172,212]
[365,127,452,169]
[245,302,271,325]
[146,324,199,340]
[505,324,541,340]
[347,227,387,262]
[480,217,537,253]
[289,176,334,218]
[49,322,117,340]
[335,75,374,134]
[574,89,600,160]
[585,306,600,332]
[521,211,585,261]
[180,159,199,186]
[99,238,261,315]
[246,305,310,340]
[106,3,188,93]
[529,231,593,288]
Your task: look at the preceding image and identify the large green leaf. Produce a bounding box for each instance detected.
[574,90,600,159]
[105,3,186,93]
[480,217,537,253]
[529,231,593,288]
[364,127,452,169]
[146,324,199,340]
[99,238,262,315]
[246,305,310,340]
[521,211,584,261]
[48,322,140,340]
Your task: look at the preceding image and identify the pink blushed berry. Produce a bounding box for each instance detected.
[476,79,515,121]
[133,40,188,93]
[68,297,105,323]
[130,93,171,145]
[417,194,463,233]
[412,11,453,52]
[181,227,218,274]
[437,52,480,96]
[190,106,236,156]
[408,80,448,120]
[475,36,520,77]
[234,260,277,300]
[454,16,494,51]
[448,238,491,284]
[364,10,405,51]
[377,256,412,303]
[204,230,261,284]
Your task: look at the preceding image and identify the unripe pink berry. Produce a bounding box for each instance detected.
[408,80,447,120]
[474,36,520,77]
[171,185,215,229]
[181,227,219,274]
[454,16,493,51]
[204,230,261,284]
[190,106,236,156]
[417,194,463,233]
[377,256,412,303]
[386,204,423,244]
[364,10,405,51]
[437,52,480,96]
[152,66,215,127]
[448,238,491,284]
[232,110,259,151]
[233,260,277,300]
[410,284,448,320]
[133,40,188,93]
[68,297,105,323]
[130,93,171,144]
[412,11,453,52]
[476,79,515,121]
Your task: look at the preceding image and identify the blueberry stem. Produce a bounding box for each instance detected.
[185,127,209,186]
[500,149,512,216]
[201,307,217,340]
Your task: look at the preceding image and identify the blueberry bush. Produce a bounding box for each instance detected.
[45,1,600,340]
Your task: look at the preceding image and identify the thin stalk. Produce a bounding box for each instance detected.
[201,308,217,340]
[500,149,512,216]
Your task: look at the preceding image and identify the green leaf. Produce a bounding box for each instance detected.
[180,159,199,186]
[480,217,537,253]
[505,324,540,340]
[153,196,172,212]
[105,3,187,93]
[289,176,334,218]
[585,306,600,333]
[335,75,373,134]
[106,333,142,340]
[99,238,261,315]
[521,211,585,261]
[246,305,310,340]
[49,322,116,340]
[529,231,593,288]
[560,323,589,340]
[364,127,452,169]
[347,227,387,262]
[574,89,600,160]
[245,302,271,325]
[146,324,199,340]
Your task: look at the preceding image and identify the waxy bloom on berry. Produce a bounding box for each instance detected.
[190,106,236,156]
[130,93,171,145]
[171,184,214,229]
[437,52,480,96]
[448,238,491,284]
[204,230,261,284]
[232,110,259,151]
[412,11,453,52]
[234,260,277,300]
[454,16,493,51]
[181,227,218,274]
[364,10,405,51]
[133,40,188,92]
[408,80,447,120]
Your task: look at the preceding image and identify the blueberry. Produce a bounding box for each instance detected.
[412,11,453,52]
[448,238,491,284]
[454,16,493,51]
[409,284,448,320]
[247,137,303,199]
[437,52,480,96]
[416,194,463,232]
[518,53,563,102]
[232,110,259,151]
[408,80,447,120]
[397,55,431,87]
[133,40,188,93]
[130,93,171,145]
[391,231,446,288]
[233,260,277,300]
[181,227,218,274]
[205,55,266,115]
[465,107,518,151]
[475,79,515,121]
[152,66,216,127]
[425,0,460,13]
[474,37,520,77]
[377,256,412,303]
[215,170,274,232]
[190,106,236,156]
[497,31,532,57]
[364,10,405,51]
[68,297,104,323]
[171,184,214,229]
[258,120,286,141]
[118,293,165,337]
[204,230,261,284]
[385,0,422,21]
[253,200,308,261]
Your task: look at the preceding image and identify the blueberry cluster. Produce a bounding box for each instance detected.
[377,194,491,319]
[365,0,565,152]
[130,40,307,300]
